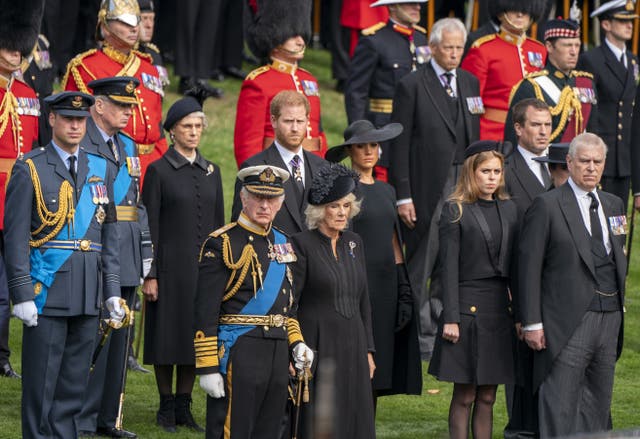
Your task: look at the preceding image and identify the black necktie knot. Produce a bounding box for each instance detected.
[588,191,599,210]
[68,156,77,184]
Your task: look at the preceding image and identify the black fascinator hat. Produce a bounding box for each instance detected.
[308,164,360,205]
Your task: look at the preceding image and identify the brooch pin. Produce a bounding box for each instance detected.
[348,241,356,258]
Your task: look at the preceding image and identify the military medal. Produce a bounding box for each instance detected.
[286,265,293,286]
[527,52,544,68]
[633,61,639,83]
[273,243,297,263]
[90,184,100,204]
[608,215,628,236]
[466,96,485,115]
[126,156,141,177]
[142,72,164,97]
[415,45,431,64]
[155,65,170,87]
[301,80,319,97]
[573,87,595,104]
[95,205,106,224]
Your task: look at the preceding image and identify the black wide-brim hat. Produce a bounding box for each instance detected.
[325,120,403,163]
[308,163,360,205]
[532,143,570,164]
[163,97,202,131]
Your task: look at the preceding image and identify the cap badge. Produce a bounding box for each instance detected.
[259,168,276,183]
[125,81,135,93]
[71,96,83,108]
[626,0,634,11]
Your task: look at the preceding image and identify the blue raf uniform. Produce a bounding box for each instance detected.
[4,92,120,439]
[76,77,152,438]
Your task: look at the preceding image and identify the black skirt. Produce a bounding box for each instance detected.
[428,277,516,385]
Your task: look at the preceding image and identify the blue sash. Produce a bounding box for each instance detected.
[112,134,135,205]
[29,154,107,313]
[218,229,287,374]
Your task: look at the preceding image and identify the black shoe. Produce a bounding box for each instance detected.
[210,69,225,82]
[222,66,248,80]
[175,393,205,432]
[78,431,96,438]
[96,427,137,438]
[127,355,150,374]
[157,394,177,433]
[194,79,223,99]
[1,362,20,379]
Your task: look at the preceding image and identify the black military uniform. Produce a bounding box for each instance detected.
[505,19,598,146]
[77,77,152,439]
[22,34,55,146]
[195,166,310,439]
[578,0,639,208]
[5,92,120,439]
[344,15,428,170]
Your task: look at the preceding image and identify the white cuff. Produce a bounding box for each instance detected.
[523,323,543,331]
[396,198,413,206]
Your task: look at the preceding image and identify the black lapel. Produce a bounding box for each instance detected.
[85,118,118,165]
[513,150,546,198]
[557,184,596,278]
[265,145,304,230]
[46,144,73,183]
[602,44,627,86]
[75,149,90,197]
[623,52,637,96]
[420,64,456,136]
[600,193,627,289]
[467,202,499,269]
[496,200,510,274]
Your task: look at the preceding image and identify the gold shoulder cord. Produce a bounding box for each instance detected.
[220,233,263,301]
[0,89,19,148]
[26,159,75,247]
[529,79,582,140]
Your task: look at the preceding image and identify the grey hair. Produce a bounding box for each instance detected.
[429,17,467,45]
[568,132,607,158]
[304,192,362,230]
[187,111,209,130]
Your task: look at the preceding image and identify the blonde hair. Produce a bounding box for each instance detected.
[448,150,509,221]
[304,192,361,230]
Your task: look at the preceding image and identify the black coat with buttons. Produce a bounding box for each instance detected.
[142,146,224,364]
[578,44,639,179]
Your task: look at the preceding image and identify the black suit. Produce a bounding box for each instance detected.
[518,183,625,436]
[505,149,548,221]
[578,44,639,208]
[389,63,481,354]
[231,144,327,235]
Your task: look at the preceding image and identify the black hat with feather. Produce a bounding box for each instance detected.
[245,0,312,61]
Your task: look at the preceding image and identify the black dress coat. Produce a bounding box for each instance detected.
[429,199,518,385]
[518,183,626,390]
[231,144,327,236]
[142,147,224,364]
[578,44,639,180]
[389,64,481,271]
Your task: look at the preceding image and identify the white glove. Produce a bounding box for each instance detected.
[142,258,153,278]
[292,343,314,370]
[105,297,125,323]
[200,373,225,398]
[13,301,38,327]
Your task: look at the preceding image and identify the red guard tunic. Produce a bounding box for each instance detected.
[62,45,167,183]
[234,59,327,167]
[461,31,547,141]
[0,75,38,229]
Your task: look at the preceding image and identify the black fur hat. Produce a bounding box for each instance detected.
[489,0,547,22]
[245,0,312,61]
[0,0,45,57]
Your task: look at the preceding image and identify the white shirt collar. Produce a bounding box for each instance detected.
[430,58,456,78]
[605,37,626,64]
[274,140,303,165]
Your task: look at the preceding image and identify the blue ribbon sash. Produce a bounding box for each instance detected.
[112,133,135,205]
[218,229,287,374]
[29,154,107,313]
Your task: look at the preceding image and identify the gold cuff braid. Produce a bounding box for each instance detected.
[194,330,219,369]
[287,318,304,346]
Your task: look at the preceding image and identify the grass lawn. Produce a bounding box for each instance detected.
[1,48,639,438]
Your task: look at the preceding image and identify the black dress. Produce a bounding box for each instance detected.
[351,181,422,394]
[142,147,224,365]
[428,199,517,385]
[291,229,376,439]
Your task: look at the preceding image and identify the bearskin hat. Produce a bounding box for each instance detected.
[0,0,45,57]
[245,0,312,61]
[488,0,547,22]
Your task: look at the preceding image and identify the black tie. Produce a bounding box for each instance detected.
[68,156,77,184]
[107,138,119,163]
[620,52,627,68]
[587,192,607,257]
[540,162,551,188]
[442,72,455,98]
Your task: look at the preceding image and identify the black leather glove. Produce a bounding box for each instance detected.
[395,264,413,332]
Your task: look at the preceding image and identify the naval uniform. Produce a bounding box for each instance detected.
[344,20,428,171]
[77,119,153,432]
[578,41,639,208]
[504,63,598,146]
[234,60,328,167]
[194,214,304,438]
[4,143,119,439]
[461,30,547,140]
[62,45,168,183]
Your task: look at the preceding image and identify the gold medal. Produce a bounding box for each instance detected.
[95,205,106,224]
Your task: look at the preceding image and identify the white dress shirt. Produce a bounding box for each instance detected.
[275,140,305,187]
[517,145,549,187]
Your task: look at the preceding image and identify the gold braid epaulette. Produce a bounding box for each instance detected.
[61,49,98,93]
[527,78,583,140]
[26,159,75,248]
[220,233,263,301]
